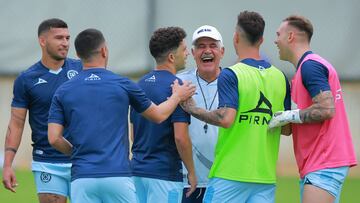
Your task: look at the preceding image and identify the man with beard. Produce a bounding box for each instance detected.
[131,27,197,203]
[2,18,82,203]
[181,11,291,202]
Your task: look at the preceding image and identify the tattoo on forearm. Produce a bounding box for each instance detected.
[6,126,11,138]
[181,99,228,126]
[190,107,227,126]
[300,91,335,123]
[5,147,17,153]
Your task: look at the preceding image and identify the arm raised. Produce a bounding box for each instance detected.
[141,80,196,123]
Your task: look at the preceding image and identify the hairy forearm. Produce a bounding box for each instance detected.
[299,91,335,123]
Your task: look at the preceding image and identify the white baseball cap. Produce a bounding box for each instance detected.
[192,25,223,46]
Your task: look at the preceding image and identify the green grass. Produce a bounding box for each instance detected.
[0,169,37,203]
[276,176,360,203]
[1,170,359,203]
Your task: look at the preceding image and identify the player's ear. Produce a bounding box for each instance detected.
[258,36,264,45]
[233,31,240,46]
[168,52,175,63]
[38,35,46,47]
[288,31,295,42]
[100,46,107,58]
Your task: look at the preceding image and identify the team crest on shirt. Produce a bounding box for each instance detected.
[67,70,79,79]
[40,172,52,183]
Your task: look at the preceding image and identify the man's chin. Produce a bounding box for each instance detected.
[53,54,67,61]
[176,66,185,72]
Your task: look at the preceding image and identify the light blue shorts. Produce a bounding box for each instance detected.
[300,166,349,203]
[32,161,71,198]
[71,177,136,203]
[203,178,276,203]
[133,176,183,203]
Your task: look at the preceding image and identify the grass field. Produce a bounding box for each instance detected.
[1,170,359,202]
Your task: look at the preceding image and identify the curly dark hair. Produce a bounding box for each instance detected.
[237,11,265,45]
[149,27,186,63]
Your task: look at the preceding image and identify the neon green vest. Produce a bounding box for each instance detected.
[209,62,286,183]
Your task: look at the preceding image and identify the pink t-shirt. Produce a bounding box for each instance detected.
[291,53,357,178]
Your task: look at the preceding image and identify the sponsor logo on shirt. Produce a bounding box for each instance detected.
[34,78,48,86]
[67,70,79,79]
[145,75,156,82]
[239,91,273,125]
[85,74,101,81]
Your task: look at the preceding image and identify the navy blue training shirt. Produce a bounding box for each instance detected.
[12,58,82,163]
[130,70,190,182]
[48,68,151,181]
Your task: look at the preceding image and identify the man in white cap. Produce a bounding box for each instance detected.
[177,25,224,203]
[181,11,291,202]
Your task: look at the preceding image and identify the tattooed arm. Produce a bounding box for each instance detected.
[269,90,335,129]
[2,107,27,192]
[299,90,335,123]
[181,98,237,128]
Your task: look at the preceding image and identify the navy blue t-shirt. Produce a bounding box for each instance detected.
[12,58,82,163]
[130,70,190,182]
[48,68,151,181]
[298,51,330,98]
[218,58,291,111]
